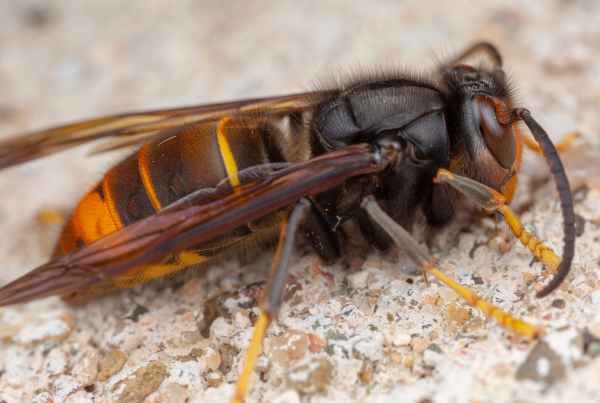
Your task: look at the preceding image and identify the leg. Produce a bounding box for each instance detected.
[435,169,563,286]
[233,199,309,403]
[361,196,539,340]
[303,200,343,285]
[523,131,580,154]
[302,200,342,264]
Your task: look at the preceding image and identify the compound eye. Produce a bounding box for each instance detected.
[472,94,516,169]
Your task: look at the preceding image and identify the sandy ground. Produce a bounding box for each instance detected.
[1,1,600,402]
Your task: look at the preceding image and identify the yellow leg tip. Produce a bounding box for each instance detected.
[232,313,272,403]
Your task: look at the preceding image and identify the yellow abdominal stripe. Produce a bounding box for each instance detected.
[216,118,241,187]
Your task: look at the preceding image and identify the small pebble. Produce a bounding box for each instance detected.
[45,349,69,375]
[444,304,470,327]
[412,338,428,354]
[392,331,411,347]
[180,329,201,345]
[150,297,166,309]
[271,330,310,364]
[255,355,272,373]
[352,336,382,363]
[230,328,255,351]
[99,349,127,382]
[571,269,600,292]
[422,344,444,366]
[389,350,403,364]
[176,354,197,363]
[210,317,235,344]
[204,347,221,370]
[522,272,536,282]
[438,287,459,302]
[138,314,154,325]
[515,341,565,383]
[8,309,75,345]
[358,361,374,384]
[105,361,166,403]
[586,342,600,358]
[71,352,98,386]
[307,333,325,353]
[286,357,333,395]
[174,308,188,315]
[234,311,252,330]
[207,372,223,388]
[552,299,566,309]
[465,317,484,332]
[422,293,439,305]
[52,377,84,403]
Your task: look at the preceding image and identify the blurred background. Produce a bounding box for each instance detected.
[0,1,600,402]
[1,0,599,315]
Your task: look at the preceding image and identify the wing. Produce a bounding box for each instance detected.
[0,143,397,307]
[0,92,330,170]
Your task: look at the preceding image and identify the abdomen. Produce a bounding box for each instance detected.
[55,117,291,292]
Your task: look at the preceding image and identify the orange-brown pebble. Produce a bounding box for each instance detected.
[535,284,546,293]
[499,242,511,253]
[389,350,403,364]
[139,314,154,325]
[522,272,536,282]
[358,361,374,384]
[412,338,428,353]
[308,333,325,353]
[204,347,221,370]
[99,349,127,382]
[207,372,223,388]
[106,361,166,403]
[71,352,99,386]
[444,303,470,327]
[286,357,333,395]
[465,317,484,332]
[270,330,310,364]
[422,293,440,305]
[180,313,192,322]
